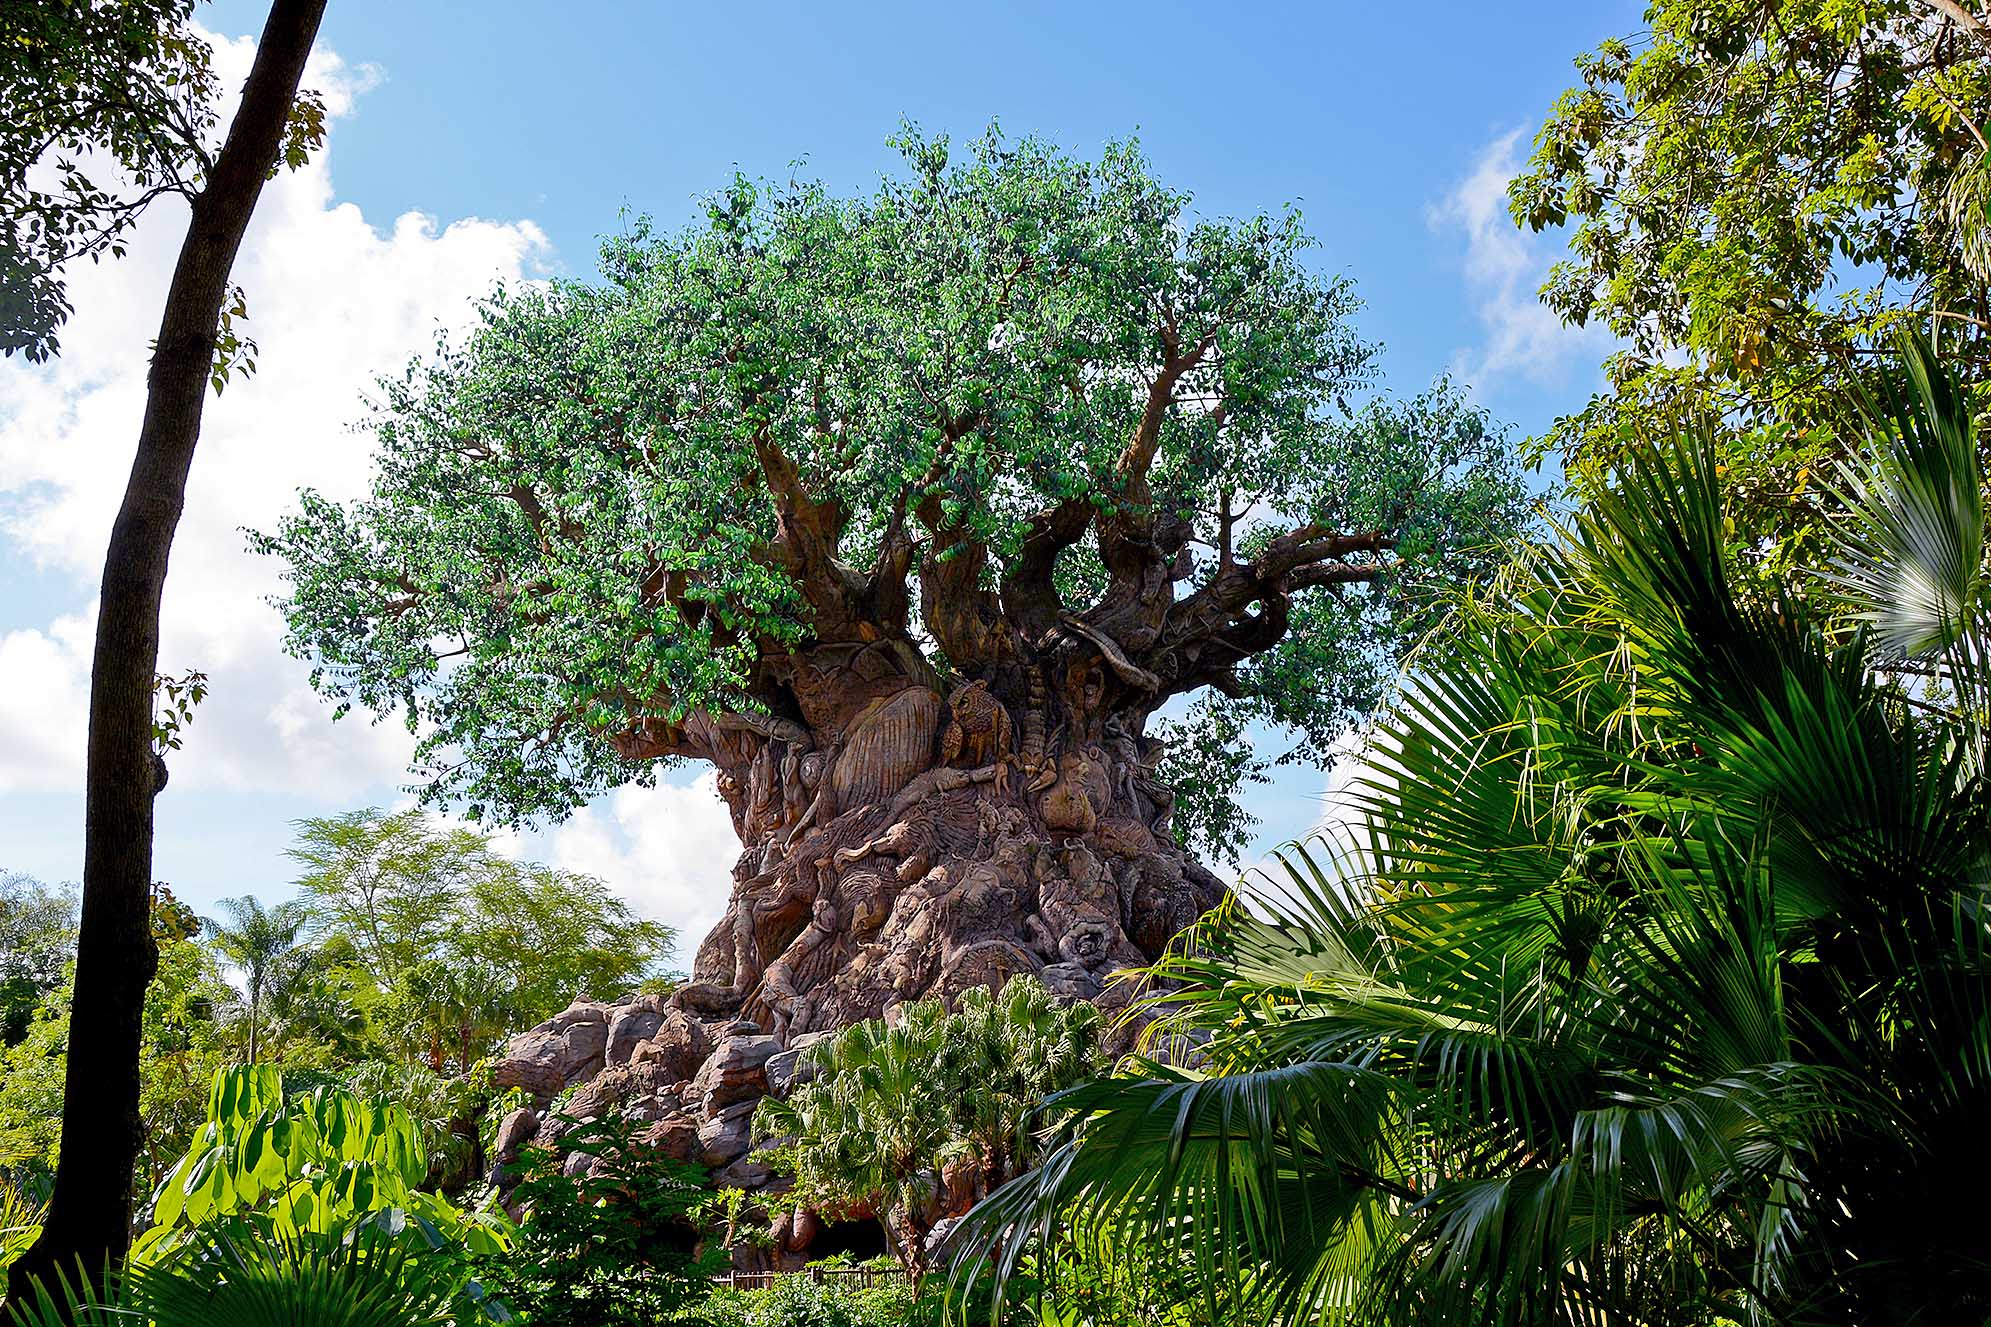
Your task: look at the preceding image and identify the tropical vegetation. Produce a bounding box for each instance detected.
[12,4,1991,1324]
[481,1113,719,1327]
[1513,0,1991,585]
[755,977,1102,1281]
[951,331,1991,1325]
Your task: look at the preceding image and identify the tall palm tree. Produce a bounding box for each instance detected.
[203,896,309,1064]
[953,332,1991,1325]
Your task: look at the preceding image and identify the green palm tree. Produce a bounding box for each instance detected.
[203,896,309,1064]
[952,332,1991,1325]
[757,975,1101,1281]
[935,977,1101,1198]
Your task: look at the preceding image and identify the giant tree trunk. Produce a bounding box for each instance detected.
[8,2,327,1304]
[623,639,1229,1044]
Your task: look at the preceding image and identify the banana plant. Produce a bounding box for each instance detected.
[139,1065,509,1262]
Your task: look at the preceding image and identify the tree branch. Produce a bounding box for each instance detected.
[999,497,1094,641]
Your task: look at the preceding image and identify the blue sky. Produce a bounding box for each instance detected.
[0,1,1634,958]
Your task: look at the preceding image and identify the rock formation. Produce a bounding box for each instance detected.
[491,637,1229,1265]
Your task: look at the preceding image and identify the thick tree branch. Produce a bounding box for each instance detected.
[1145,526,1396,698]
[1919,0,1991,58]
[747,424,897,645]
[1083,331,1223,655]
[999,496,1094,640]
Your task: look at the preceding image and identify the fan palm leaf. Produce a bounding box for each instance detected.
[948,331,1991,1326]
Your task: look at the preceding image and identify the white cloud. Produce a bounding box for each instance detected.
[0,614,92,794]
[494,775,741,969]
[1429,127,1614,393]
[0,25,551,802]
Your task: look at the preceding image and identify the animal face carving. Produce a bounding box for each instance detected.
[1059,920,1115,970]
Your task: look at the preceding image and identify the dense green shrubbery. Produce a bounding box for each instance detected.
[473,1113,721,1327]
[756,977,1101,1278]
[683,1278,918,1327]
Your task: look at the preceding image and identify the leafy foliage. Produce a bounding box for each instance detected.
[0,1180,44,1281]
[140,1065,509,1266]
[1514,0,1991,583]
[0,0,326,362]
[204,896,310,1064]
[150,669,210,756]
[756,977,1102,1279]
[3,1221,464,1327]
[288,808,674,1069]
[0,888,232,1197]
[684,1276,918,1327]
[949,333,1991,1324]
[478,1112,719,1327]
[0,875,73,1048]
[255,127,1531,838]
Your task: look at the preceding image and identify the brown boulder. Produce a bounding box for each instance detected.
[494,1107,539,1163]
[629,1006,715,1081]
[636,1113,703,1165]
[689,1033,782,1114]
[606,1005,664,1066]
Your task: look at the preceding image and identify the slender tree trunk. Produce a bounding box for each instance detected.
[247,984,261,1065]
[7,1,327,1305]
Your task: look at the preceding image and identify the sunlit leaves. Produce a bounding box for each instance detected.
[254,126,1525,830]
[142,1066,508,1264]
[1513,0,1991,585]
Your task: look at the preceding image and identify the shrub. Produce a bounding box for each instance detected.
[681,1277,917,1327]
[477,1112,721,1326]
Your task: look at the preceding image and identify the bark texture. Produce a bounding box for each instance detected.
[491,636,1230,1267]
[8,0,327,1303]
[620,640,1227,1043]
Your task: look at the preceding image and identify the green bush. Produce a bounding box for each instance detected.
[140,1066,507,1263]
[681,1277,917,1327]
[476,1112,721,1326]
[4,1219,465,1327]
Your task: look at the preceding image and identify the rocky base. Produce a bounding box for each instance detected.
[490,656,1232,1267]
[490,994,881,1268]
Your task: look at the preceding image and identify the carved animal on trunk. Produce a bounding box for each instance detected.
[940,680,1013,777]
[788,686,942,843]
[1037,746,1111,834]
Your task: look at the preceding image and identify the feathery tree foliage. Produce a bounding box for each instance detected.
[255,128,1531,859]
[950,332,1991,1325]
[288,808,674,1069]
[1515,0,1991,583]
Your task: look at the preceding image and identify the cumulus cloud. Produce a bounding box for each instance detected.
[491,775,741,969]
[1429,127,1614,394]
[0,25,549,800]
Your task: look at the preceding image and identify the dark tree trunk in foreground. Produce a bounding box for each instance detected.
[8,0,326,1303]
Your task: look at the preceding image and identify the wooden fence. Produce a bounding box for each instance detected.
[714,1266,903,1291]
